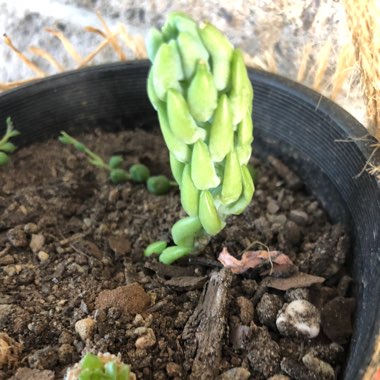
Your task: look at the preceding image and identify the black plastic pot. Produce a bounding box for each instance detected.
[1,61,379,379]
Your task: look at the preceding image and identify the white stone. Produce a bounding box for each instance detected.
[37,251,49,261]
[30,234,45,253]
[75,317,95,341]
[276,299,320,339]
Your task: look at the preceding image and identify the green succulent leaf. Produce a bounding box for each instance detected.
[198,22,233,91]
[146,27,164,61]
[157,105,191,163]
[104,361,117,380]
[147,69,164,111]
[164,12,199,37]
[237,112,254,146]
[110,169,130,184]
[152,41,184,100]
[0,141,17,153]
[236,144,252,166]
[229,49,254,125]
[117,364,130,380]
[209,94,234,162]
[187,61,217,122]
[80,353,103,371]
[147,175,171,195]
[129,163,150,183]
[108,155,124,169]
[199,190,223,235]
[169,153,185,184]
[225,164,255,215]
[144,241,168,257]
[0,152,10,166]
[159,245,193,265]
[180,164,199,216]
[167,89,206,144]
[191,140,220,190]
[171,216,202,247]
[221,150,242,204]
[177,32,209,79]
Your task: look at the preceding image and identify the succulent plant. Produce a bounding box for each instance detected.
[59,131,175,195]
[145,12,255,264]
[65,352,134,380]
[0,117,20,166]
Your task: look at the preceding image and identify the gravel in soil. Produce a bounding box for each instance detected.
[0,128,355,379]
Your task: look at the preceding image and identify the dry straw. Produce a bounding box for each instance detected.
[344,0,380,141]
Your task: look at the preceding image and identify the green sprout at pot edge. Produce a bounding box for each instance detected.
[59,131,176,195]
[144,12,255,264]
[0,117,20,166]
[64,352,134,380]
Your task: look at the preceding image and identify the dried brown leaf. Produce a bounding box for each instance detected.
[218,247,293,274]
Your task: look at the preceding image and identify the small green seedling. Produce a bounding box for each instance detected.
[59,131,175,195]
[65,352,132,380]
[145,12,255,264]
[0,117,20,166]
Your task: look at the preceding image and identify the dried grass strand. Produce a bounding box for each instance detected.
[29,46,65,72]
[45,28,82,64]
[118,23,147,59]
[296,43,312,83]
[84,26,107,38]
[344,0,380,140]
[330,44,355,101]
[96,11,126,61]
[312,39,332,91]
[3,34,46,78]
[77,35,113,68]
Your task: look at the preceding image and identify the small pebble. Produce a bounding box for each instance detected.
[23,223,39,234]
[3,265,21,276]
[247,326,281,377]
[302,352,335,380]
[75,318,96,341]
[166,362,182,378]
[236,296,254,325]
[229,324,252,351]
[276,300,320,339]
[30,234,45,253]
[0,255,15,266]
[135,328,156,349]
[27,346,58,370]
[241,279,258,296]
[267,199,280,214]
[58,343,75,365]
[216,367,251,380]
[281,357,319,380]
[337,275,353,297]
[284,221,302,245]
[37,251,49,262]
[256,293,283,330]
[285,288,310,302]
[289,210,309,225]
[7,226,28,248]
[321,297,355,344]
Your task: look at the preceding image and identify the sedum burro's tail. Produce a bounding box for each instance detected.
[145,12,255,264]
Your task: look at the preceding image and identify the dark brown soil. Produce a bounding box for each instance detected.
[0,128,355,380]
